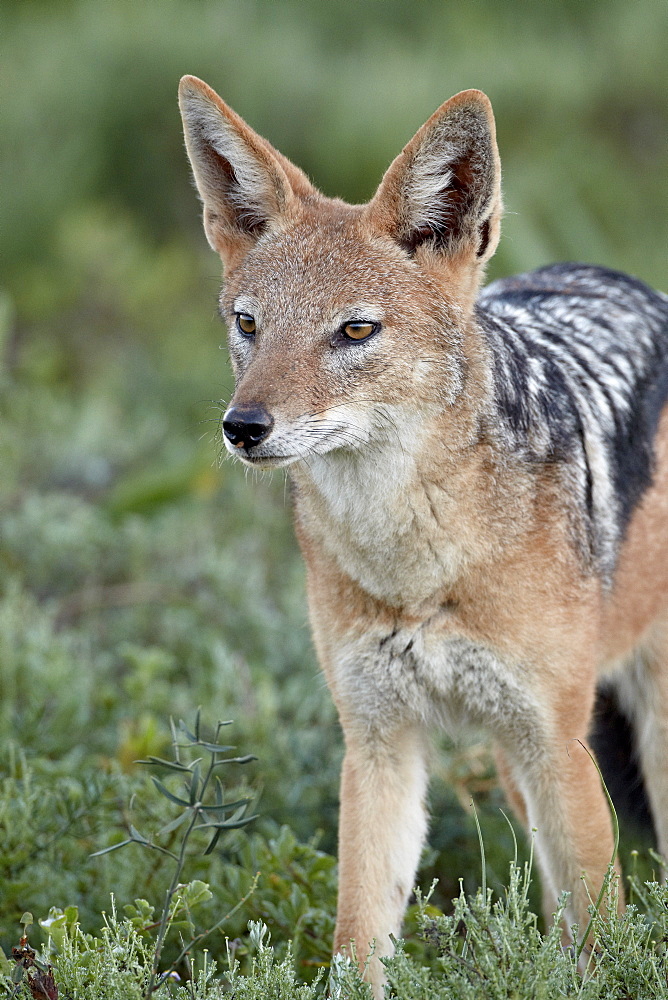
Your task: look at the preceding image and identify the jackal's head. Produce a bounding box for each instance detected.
[179,77,501,469]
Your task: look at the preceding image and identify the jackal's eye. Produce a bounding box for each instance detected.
[341,321,379,342]
[235,313,256,337]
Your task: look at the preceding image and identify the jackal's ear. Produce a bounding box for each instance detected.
[178,76,312,267]
[366,90,501,268]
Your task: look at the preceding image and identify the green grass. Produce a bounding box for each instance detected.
[7,859,668,998]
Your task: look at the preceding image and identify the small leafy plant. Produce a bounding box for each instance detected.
[92,711,258,995]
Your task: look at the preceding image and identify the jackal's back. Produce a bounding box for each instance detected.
[478,263,668,578]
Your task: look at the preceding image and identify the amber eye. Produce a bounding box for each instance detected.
[236,313,256,337]
[341,321,378,342]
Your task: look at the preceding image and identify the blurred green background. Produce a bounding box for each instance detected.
[1,0,666,969]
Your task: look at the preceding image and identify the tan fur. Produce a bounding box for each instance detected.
[603,410,668,658]
[178,75,668,997]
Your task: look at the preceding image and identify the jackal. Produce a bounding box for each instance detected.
[179,76,668,995]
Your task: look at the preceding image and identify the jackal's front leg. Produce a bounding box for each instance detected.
[334,723,429,997]
[501,727,621,944]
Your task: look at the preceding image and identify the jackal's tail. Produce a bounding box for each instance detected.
[590,685,654,840]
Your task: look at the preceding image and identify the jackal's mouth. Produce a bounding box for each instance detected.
[225,445,301,470]
[222,407,371,467]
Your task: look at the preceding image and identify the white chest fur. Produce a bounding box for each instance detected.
[334,618,545,759]
[295,427,470,609]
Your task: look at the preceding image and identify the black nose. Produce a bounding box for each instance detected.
[222,404,274,450]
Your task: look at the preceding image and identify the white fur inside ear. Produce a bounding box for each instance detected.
[182,90,275,233]
[393,101,499,258]
[404,139,459,235]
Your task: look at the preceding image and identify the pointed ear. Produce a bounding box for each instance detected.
[366,90,502,268]
[178,76,312,267]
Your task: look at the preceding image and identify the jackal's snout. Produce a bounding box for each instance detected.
[222,403,274,451]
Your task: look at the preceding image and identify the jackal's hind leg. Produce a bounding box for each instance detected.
[622,625,668,869]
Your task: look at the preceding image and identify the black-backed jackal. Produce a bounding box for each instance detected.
[179,77,668,996]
